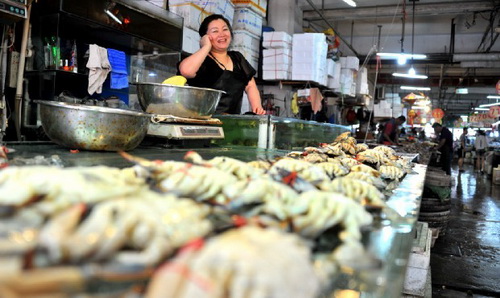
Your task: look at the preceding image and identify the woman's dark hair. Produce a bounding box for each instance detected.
[198,14,233,37]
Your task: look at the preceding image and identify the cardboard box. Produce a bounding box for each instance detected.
[262,31,292,49]
[232,0,267,17]
[233,8,263,37]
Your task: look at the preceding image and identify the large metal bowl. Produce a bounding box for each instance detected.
[36,100,151,151]
[135,82,225,119]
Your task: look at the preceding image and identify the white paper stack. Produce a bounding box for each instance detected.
[356,66,369,95]
[231,0,267,17]
[292,33,328,86]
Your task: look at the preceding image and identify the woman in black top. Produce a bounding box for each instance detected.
[178,14,265,115]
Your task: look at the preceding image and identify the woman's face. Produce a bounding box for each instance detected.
[206,19,231,51]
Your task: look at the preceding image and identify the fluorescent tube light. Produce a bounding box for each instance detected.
[401,86,431,91]
[456,88,468,94]
[393,73,428,79]
[343,0,357,7]
[105,9,122,24]
[487,95,500,99]
[479,102,500,108]
[474,107,490,111]
[377,53,427,59]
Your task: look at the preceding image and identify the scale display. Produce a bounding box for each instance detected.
[147,123,224,139]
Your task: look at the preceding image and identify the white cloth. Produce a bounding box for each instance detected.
[86,44,111,95]
[475,135,488,150]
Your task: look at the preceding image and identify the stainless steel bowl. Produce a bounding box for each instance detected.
[135,82,224,119]
[36,100,151,151]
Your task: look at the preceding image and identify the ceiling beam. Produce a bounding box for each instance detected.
[303,1,496,21]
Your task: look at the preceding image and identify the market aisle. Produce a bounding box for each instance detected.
[431,163,500,297]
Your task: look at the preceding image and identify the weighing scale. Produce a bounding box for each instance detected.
[146,114,224,140]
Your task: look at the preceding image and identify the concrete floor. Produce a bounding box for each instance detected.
[430,163,500,297]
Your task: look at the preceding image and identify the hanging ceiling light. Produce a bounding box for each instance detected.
[377,53,427,65]
[401,86,431,91]
[343,0,357,7]
[393,0,428,79]
[479,102,500,108]
[487,95,500,99]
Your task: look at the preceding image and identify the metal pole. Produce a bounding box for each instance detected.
[304,0,359,57]
[14,2,32,141]
[377,25,382,52]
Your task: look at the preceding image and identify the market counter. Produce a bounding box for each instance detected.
[4,142,288,168]
[2,141,427,297]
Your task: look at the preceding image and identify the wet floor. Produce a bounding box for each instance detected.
[430,163,500,297]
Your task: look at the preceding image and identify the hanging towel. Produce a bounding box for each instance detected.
[107,48,129,89]
[308,87,323,114]
[86,44,111,95]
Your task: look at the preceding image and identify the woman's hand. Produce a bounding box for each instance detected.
[200,35,212,50]
[252,105,266,115]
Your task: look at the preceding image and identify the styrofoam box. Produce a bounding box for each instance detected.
[328,76,340,89]
[262,31,292,49]
[182,26,201,54]
[230,45,259,72]
[170,3,210,30]
[232,30,260,53]
[339,56,359,71]
[232,0,267,17]
[262,63,290,71]
[263,48,291,65]
[233,8,263,37]
[170,0,235,25]
[340,68,355,85]
[263,70,290,80]
[327,58,336,77]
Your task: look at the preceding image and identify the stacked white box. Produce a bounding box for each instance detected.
[356,66,369,95]
[335,68,356,97]
[230,29,260,72]
[232,8,263,37]
[170,0,235,24]
[182,26,201,54]
[262,31,292,49]
[327,61,341,89]
[231,0,267,17]
[292,33,328,85]
[262,48,292,80]
[339,56,359,71]
[170,3,210,30]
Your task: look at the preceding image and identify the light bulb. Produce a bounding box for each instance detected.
[397,56,407,65]
[409,67,416,76]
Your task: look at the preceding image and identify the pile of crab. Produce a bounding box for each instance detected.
[0,132,415,298]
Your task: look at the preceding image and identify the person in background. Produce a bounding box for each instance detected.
[457,127,468,172]
[379,116,406,145]
[178,14,265,115]
[418,129,426,141]
[475,129,488,174]
[432,123,454,175]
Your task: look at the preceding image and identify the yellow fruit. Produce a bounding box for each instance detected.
[162,75,187,86]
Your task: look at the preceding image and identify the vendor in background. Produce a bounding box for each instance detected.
[379,116,406,145]
[178,14,265,115]
[432,123,453,175]
[457,127,468,172]
[475,129,489,174]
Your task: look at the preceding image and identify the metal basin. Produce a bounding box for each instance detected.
[135,82,224,119]
[36,100,151,151]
